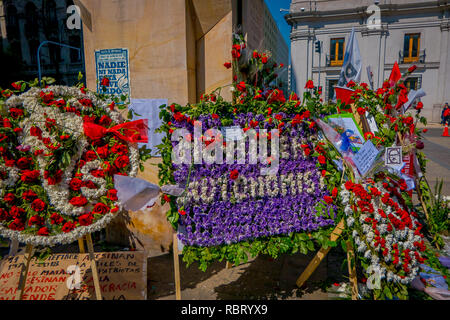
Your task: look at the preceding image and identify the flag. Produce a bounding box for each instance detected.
[388,61,402,87]
[337,27,362,88]
[334,86,356,109]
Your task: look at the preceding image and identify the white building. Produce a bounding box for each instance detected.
[285,0,450,122]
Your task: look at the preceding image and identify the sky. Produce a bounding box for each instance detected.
[265,0,292,51]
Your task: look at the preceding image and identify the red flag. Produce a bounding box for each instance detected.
[388,61,402,87]
[83,119,149,143]
[334,86,355,112]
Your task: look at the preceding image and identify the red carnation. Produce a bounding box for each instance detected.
[230,169,239,180]
[84,150,97,161]
[78,213,94,226]
[324,196,333,204]
[91,169,105,178]
[305,80,314,89]
[100,77,110,87]
[69,196,88,207]
[62,221,76,233]
[92,203,110,215]
[4,193,15,204]
[236,82,246,92]
[3,118,11,128]
[10,206,25,218]
[16,157,31,170]
[9,218,25,231]
[30,126,42,138]
[69,178,83,191]
[318,155,326,164]
[96,145,109,159]
[9,107,24,119]
[224,62,232,69]
[261,56,268,64]
[28,215,44,226]
[31,199,46,212]
[21,170,40,183]
[37,227,49,236]
[111,144,128,156]
[50,213,64,225]
[0,208,8,221]
[83,180,97,189]
[114,155,130,169]
[107,189,118,201]
[332,187,338,198]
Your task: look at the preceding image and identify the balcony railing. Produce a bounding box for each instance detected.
[326,54,344,67]
[399,49,426,64]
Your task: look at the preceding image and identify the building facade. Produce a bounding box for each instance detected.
[0,0,84,86]
[286,0,450,122]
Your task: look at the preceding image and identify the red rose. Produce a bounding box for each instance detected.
[69,178,83,191]
[107,189,118,201]
[224,62,232,69]
[16,157,31,170]
[9,107,24,119]
[37,227,49,236]
[21,170,40,183]
[305,80,314,89]
[318,155,326,164]
[45,169,63,185]
[83,115,96,123]
[4,193,15,204]
[69,196,88,207]
[79,98,93,108]
[28,215,44,226]
[111,144,128,156]
[4,158,15,167]
[100,77,110,87]
[114,155,129,169]
[92,203,110,215]
[236,82,246,92]
[261,56,268,64]
[230,169,239,180]
[415,102,423,110]
[50,213,64,225]
[96,145,109,159]
[10,206,25,218]
[78,213,94,226]
[40,91,54,104]
[178,209,186,216]
[99,115,112,127]
[9,218,24,231]
[31,199,46,212]
[62,221,76,233]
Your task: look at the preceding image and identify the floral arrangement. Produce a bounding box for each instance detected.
[0,77,150,247]
[158,34,449,299]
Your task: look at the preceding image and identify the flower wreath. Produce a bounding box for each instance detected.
[0,85,141,246]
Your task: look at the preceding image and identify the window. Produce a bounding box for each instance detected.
[404,76,421,91]
[25,2,39,38]
[69,35,81,63]
[330,38,345,66]
[5,5,19,39]
[403,34,420,63]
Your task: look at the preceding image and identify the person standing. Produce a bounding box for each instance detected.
[443,104,450,126]
[442,103,449,124]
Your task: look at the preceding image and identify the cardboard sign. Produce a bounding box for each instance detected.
[95,48,131,103]
[0,251,146,300]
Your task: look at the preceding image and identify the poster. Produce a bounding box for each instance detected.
[0,251,146,300]
[325,113,365,154]
[95,48,131,103]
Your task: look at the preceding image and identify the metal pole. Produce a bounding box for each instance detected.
[37,40,81,86]
[318,41,322,92]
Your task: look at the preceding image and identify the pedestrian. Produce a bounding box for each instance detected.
[444,105,450,126]
[441,102,449,124]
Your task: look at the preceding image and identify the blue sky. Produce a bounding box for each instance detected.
[265,0,291,50]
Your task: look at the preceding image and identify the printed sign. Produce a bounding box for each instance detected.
[0,251,146,300]
[385,147,402,166]
[95,48,131,103]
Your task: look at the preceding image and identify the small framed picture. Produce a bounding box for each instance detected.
[385,147,402,166]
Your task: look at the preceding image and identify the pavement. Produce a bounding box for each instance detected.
[419,124,450,196]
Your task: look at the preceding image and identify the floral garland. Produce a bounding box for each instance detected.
[0,84,140,246]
